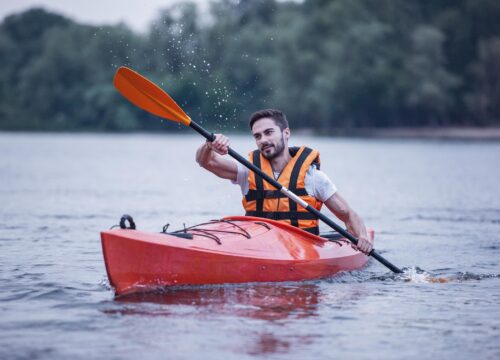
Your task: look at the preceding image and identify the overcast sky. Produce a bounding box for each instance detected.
[0,0,207,33]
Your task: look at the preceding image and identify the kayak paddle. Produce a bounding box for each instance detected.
[113,66,403,274]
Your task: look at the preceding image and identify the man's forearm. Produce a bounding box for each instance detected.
[324,193,372,252]
[344,210,368,239]
[324,194,368,239]
[196,142,215,168]
[194,133,237,181]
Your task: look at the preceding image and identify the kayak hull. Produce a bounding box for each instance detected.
[101,216,373,295]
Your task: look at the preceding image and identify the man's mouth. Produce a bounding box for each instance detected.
[262,145,273,152]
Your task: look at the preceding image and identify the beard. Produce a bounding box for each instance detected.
[261,135,286,160]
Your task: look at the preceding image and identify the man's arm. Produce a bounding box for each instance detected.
[323,193,373,254]
[195,133,238,181]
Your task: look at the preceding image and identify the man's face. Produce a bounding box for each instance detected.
[251,118,290,160]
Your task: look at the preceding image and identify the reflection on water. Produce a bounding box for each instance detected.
[102,281,373,357]
[248,332,293,356]
[109,283,322,321]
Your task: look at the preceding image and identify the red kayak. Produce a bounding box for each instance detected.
[101,216,374,295]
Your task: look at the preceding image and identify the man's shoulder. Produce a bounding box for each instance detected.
[307,164,326,175]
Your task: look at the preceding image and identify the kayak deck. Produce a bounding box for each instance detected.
[101,216,373,295]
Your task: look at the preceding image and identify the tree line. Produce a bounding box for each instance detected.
[1,0,499,132]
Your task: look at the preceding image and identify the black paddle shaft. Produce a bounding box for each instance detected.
[190,121,403,274]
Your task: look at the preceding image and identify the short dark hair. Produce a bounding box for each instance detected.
[249,109,289,131]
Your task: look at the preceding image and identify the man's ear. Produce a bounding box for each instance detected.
[283,128,290,140]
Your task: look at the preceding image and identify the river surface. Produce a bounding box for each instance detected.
[1,132,499,360]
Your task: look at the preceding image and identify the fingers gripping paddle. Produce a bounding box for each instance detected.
[113,66,403,274]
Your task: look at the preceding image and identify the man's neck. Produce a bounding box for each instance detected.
[269,148,292,174]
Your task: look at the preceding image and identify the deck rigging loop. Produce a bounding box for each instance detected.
[119,214,136,230]
[168,218,262,245]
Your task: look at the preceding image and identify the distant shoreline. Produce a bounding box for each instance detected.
[312,127,500,140]
[2,127,500,140]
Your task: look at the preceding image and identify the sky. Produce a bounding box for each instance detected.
[0,0,208,33]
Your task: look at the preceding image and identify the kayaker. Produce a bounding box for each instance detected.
[196,109,373,254]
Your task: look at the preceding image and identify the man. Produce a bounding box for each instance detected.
[196,109,373,253]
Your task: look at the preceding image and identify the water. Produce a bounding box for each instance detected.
[1,132,499,359]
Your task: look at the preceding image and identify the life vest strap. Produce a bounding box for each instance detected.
[252,150,265,213]
[245,188,309,201]
[245,211,319,221]
[302,227,320,235]
[288,147,313,227]
[289,147,320,169]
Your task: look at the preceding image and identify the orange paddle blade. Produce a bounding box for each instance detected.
[113,66,191,126]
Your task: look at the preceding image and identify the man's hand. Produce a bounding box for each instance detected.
[354,233,373,254]
[206,134,230,155]
[196,133,237,180]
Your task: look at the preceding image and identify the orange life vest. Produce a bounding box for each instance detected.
[242,146,323,234]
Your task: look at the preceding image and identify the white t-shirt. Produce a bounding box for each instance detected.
[231,162,337,202]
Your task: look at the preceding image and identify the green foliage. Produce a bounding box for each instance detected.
[0,1,499,131]
[465,37,500,125]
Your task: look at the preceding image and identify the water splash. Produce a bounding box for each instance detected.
[369,266,447,283]
[369,266,500,284]
[98,276,112,291]
[402,266,448,283]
